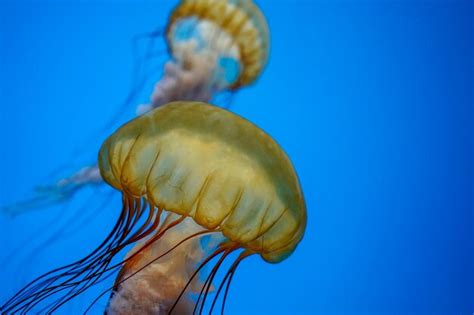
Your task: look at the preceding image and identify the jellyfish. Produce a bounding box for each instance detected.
[141,0,270,112]
[2,0,270,219]
[1,101,306,314]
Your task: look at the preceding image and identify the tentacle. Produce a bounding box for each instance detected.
[43,198,150,312]
[2,198,129,311]
[0,192,75,284]
[220,251,252,314]
[1,195,152,314]
[3,200,196,313]
[39,199,157,312]
[168,244,232,315]
[193,244,239,315]
[100,26,167,132]
[13,188,113,287]
[5,198,135,314]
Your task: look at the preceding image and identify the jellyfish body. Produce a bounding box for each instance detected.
[2,101,305,314]
[146,0,270,111]
[100,101,304,263]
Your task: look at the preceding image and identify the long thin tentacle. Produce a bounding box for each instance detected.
[1,196,130,312]
[194,245,238,315]
[220,251,252,314]
[1,196,153,314]
[10,198,137,314]
[168,244,234,315]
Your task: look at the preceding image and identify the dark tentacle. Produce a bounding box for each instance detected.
[1,195,155,314]
[194,246,237,315]
[19,208,185,313]
[12,197,137,314]
[168,244,234,315]
[1,196,130,312]
[220,251,252,314]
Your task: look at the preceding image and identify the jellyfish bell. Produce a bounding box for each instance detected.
[1,101,305,314]
[100,101,304,263]
[148,0,270,109]
[167,0,270,89]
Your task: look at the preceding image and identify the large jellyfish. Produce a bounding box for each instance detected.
[2,0,270,217]
[2,102,306,314]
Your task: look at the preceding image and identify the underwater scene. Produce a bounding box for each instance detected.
[0,0,472,314]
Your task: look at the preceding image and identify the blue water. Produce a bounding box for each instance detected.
[0,0,472,314]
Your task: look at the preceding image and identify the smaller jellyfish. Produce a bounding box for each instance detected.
[1,101,306,314]
[138,0,270,112]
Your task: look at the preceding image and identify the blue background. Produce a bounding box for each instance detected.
[0,0,472,314]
